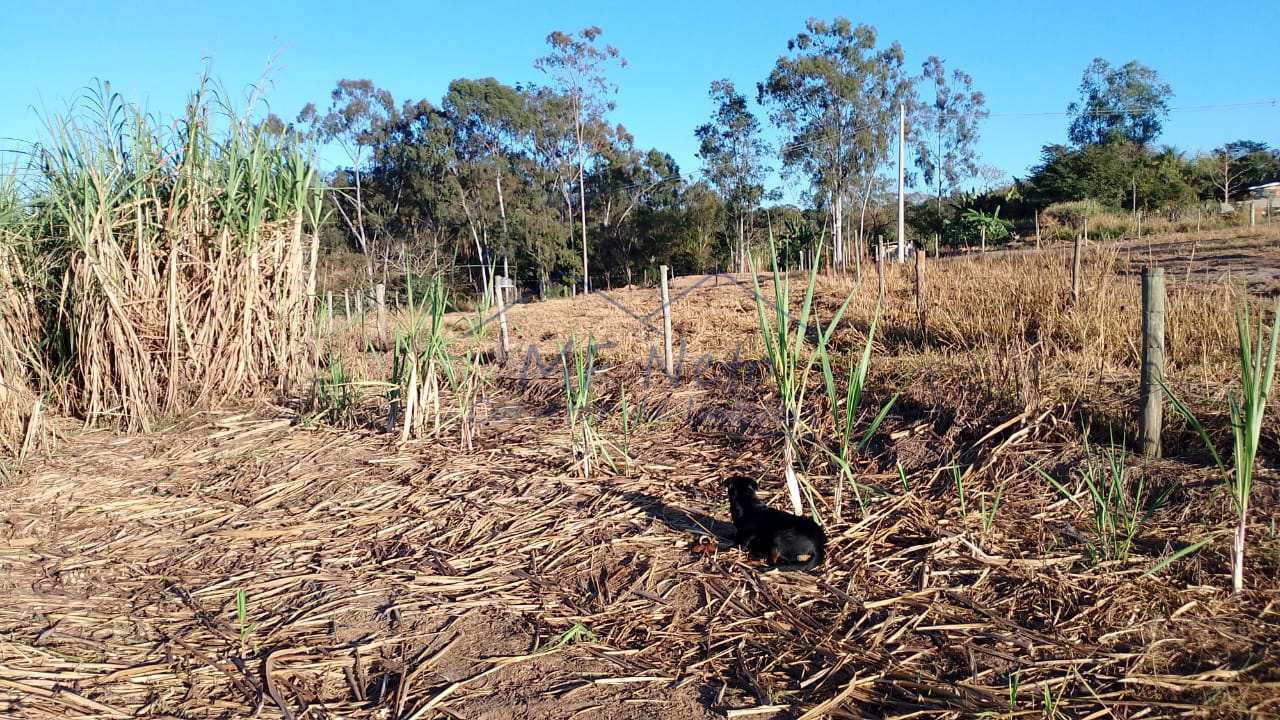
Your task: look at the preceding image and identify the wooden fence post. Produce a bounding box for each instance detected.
[876,242,886,301]
[659,264,674,377]
[980,226,986,253]
[344,288,351,319]
[1071,233,1083,304]
[356,289,366,345]
[1139,267,1166,458]
[914,250,926,343]
[495,275,511,364]
[1034,210,1041,249]
[375,283,387,346]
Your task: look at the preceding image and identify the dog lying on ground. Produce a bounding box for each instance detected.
[726,476,827,571]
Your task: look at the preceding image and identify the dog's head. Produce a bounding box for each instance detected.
[725,475,758,496]
[725,475,759,521]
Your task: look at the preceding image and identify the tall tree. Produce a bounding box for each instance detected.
[695,80,770,273]
[524,86,584,292]
[758,18,912,270]
[1195,141,1280,203]
[298,80,398,279]
[1067,59,1172,147]
[593,139,681,286]
[914,56,987,236]
[672,181,726,272]
[442,78,535,295]
[535,27,626,293]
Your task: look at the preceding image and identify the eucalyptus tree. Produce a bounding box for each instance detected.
[674,181,726,272]
[442,78,535,295]
[593,139,682,285]
[1068,59,1172,147]
[914,56,988,237]
[525,85,588,290]
[297,80,398,278]
[758,18,913,270]
[535,27,626,293]
[696,80,769,273]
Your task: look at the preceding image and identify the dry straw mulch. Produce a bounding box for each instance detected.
[1,377,1277,718]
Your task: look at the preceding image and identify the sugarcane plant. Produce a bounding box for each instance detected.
[819,301,898,515]
[1035,435,1165,563]
[1162,298,1278,593]
[449,267,499,451]
[394,273,454,441]
[561,336,598,479]
[310,352,355,425]
[748,228,854,516]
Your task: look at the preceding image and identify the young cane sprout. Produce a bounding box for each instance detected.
[1159,298,1278,591]
[820,301,898,516]
[748,227,853,516]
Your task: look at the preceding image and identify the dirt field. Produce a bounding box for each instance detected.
[3,230,1280,719]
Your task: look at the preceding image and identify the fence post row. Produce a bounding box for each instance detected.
[1139,267,1166,458]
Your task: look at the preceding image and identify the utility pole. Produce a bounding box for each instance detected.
[897,102,905,264]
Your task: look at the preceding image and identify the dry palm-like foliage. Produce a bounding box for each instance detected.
[7,80,323,438]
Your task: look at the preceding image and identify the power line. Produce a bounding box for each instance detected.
[989,98,1279,119]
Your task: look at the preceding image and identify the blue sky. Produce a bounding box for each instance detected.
[3,1,1278,194]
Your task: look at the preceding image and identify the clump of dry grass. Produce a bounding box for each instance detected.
[1039,200,1252,243]
[0,171,50,458]
[0,240,43,458]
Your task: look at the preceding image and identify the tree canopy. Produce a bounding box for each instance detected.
[758,17,913,267]
[1067,59,1173,147]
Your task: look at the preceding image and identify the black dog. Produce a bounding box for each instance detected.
[726,476,827,570]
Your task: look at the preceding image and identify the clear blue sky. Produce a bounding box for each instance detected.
[3,0,1277,193]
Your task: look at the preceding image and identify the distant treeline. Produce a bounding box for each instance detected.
[279,21,1278,295]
